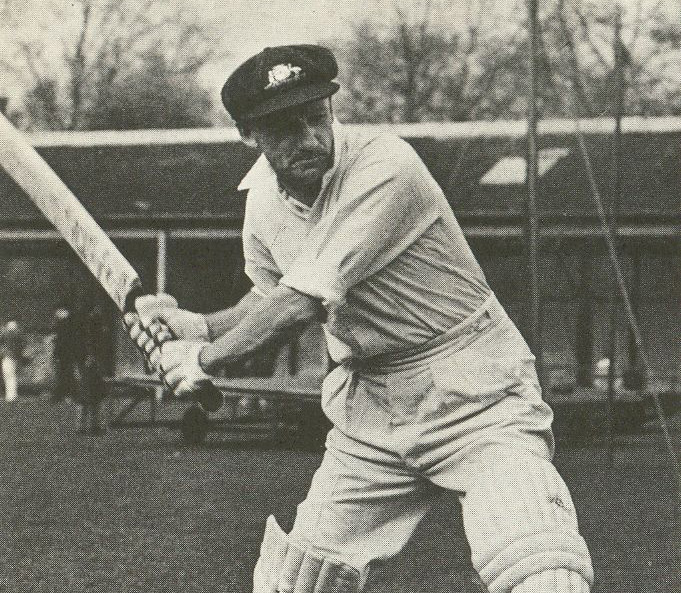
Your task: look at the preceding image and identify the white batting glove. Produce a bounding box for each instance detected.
[123,312,168,369]
[135,292,177,321]
[154,308,209,342]
[136,293,208,342]
[123,294,209,373]
[159,340,213,396]
[123,294,173,371]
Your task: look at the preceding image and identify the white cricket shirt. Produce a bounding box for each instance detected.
[239,122,491,360]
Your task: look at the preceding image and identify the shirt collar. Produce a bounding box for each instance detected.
[237,119,345,194]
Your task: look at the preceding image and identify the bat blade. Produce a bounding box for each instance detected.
[0,114,222,412]
[0,113,140,312]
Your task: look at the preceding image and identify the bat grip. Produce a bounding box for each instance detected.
[122,313,223,413]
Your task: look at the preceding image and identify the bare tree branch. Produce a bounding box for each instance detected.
[13,0,222,130]
[574,3,611,70]
[555,0,596,117]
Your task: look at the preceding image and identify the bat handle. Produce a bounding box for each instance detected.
[123,314,223,413]
[192,380,224,413]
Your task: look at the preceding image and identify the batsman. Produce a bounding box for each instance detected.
[129,45,594,593]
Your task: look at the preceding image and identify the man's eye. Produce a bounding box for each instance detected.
[264,120,292,136]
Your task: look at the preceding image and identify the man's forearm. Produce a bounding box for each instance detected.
[198,285,321,373]
[204,289,263,340]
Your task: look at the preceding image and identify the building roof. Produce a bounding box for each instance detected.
[1,117,680,229]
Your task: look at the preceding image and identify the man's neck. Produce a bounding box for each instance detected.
[279,179,321,207]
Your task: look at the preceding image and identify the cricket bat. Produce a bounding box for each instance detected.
[0,113,222,412]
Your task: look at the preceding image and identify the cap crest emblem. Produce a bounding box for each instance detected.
[265,64,304,90]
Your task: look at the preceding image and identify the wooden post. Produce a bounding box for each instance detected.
[526,0,544,388]
[156,230,168,294]
[626,249,642,388]
[576,244,594,387]
[154,230,168,405]
[607,4,625,464]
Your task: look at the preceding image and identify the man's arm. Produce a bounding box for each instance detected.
[197,284,322,374]
[204,289,264,340]
[128,288,265,359]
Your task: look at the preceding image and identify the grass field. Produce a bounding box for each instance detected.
[0,397,679,593]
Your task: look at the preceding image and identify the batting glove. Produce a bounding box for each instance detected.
[159,340,213,396]
[124,294,209,372]
[153,308,209,342]
[135,293,208,342]
[123,293,178,363]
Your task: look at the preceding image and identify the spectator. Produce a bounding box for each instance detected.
[77,305,107,434]
[0,321,25,401]
[52,307,81,403]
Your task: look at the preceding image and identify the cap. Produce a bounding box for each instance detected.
[221,44,340,123]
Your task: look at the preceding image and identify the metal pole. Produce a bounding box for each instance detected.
[607,4,625,465]
[526,0,543,388]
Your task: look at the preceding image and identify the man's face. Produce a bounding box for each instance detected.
[244,99,334,194]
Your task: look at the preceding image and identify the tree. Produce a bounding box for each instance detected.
[537,0,681,117]
[82,51,213,130]
[330,0,681,122]
[330,1,527,123]
[1,0,224,130]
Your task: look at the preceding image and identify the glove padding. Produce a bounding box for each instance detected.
[159,340,212,396]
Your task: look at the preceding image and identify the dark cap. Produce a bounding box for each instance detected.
[221,44,340,123]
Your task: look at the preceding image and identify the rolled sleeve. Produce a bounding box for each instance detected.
[243,199,281,295]
[280,138,440,306]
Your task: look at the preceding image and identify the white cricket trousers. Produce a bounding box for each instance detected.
[285,294,593,592]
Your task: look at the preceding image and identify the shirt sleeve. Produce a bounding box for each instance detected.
[280,136,442,306]
[242,193,281,295]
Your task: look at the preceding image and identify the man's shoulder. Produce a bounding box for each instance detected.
[344,126,416,159]
[345,126,425,177]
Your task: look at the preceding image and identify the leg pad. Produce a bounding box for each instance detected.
[462,458,594,593]
[254,516,362,593]
[478,528,593,593]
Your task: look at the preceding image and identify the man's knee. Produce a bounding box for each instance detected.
[462,458,593,593]
[254,515,363,593]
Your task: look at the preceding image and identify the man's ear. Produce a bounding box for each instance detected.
[237,124,258,148]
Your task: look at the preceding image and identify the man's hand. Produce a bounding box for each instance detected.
[159,340,212,396]
[135,294,209,341]
[123,294,209,371]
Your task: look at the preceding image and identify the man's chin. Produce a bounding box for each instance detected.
[287,168,325,186]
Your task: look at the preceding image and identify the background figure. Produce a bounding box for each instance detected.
[0,321,25,401]
[77,305,107,434]
[52,307,81,404]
